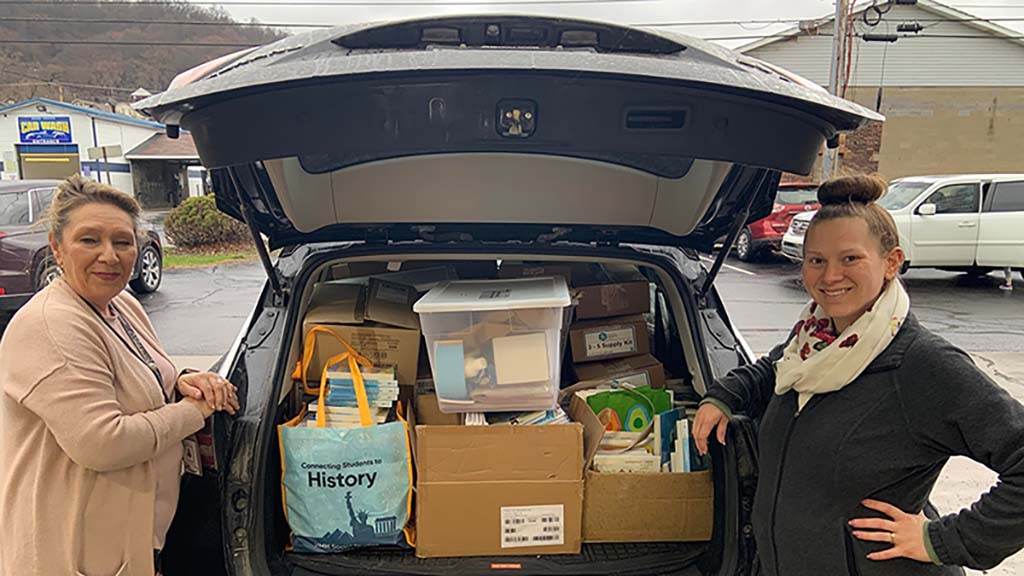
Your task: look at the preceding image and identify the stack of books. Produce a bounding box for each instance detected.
[486,406,571,426]
[304,368,398,428]
[653,407,705,473]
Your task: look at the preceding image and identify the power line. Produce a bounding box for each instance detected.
[0,0,662,5]
[2,80,136,92]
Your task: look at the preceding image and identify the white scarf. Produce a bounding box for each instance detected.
[775,279,910,410]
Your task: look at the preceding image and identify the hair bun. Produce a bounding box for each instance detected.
[816,174,888,206]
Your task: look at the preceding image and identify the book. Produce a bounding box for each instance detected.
[654,407,685,472]
[674,418,691,473]
[593,450,661,473]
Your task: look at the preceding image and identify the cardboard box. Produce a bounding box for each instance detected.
[566,392,714,544]
[365,278,419,330]
[573,353,666,389]
[499,263,573,284]
[582,469,713,543]
[569,316,650,364]
[572,264,650,320]
[415,424,584,558]
[306,282,365,324]
[301,319,420,387]
[301,280,421,385]
[326,261,392,280]
[414,391,461,426]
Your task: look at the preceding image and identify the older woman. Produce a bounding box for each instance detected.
[693,175,1024,576]
[0,175,239,576]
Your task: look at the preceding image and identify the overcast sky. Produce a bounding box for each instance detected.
[195,0,1024,49]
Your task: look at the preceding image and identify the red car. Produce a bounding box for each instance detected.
[0,179,163,315]
[735,182,819,261]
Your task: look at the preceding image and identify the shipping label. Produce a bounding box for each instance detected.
[500,504,565,548]
[584,327,637,358]
[607,370,651,388]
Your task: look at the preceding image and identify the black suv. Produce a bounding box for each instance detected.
[138,15,879,576]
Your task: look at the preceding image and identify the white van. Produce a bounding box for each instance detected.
[782,174,1024,275]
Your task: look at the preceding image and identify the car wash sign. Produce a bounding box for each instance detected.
[18,116,72,144]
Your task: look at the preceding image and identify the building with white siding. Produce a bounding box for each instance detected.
[0,98,165,200]
[739,0,1024,178]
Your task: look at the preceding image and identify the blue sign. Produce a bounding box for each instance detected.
[18,116,72,144]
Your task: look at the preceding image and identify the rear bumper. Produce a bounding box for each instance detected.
[752,237,781,251]
[780,240,803,262]
[0,293,31,312]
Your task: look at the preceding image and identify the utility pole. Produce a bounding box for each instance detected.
[823,0,851,180]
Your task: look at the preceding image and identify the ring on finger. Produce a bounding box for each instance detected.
[888,532,895,545]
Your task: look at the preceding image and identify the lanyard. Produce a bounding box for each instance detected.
[82,297,169,403]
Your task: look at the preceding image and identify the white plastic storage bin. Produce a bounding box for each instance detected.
[413,276,572,413]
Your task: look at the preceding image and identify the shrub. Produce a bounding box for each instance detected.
[164,195,250,247]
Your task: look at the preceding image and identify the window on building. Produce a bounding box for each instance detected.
[0,192,30,226]
[922,184,979,215]
[988,181,1024,213]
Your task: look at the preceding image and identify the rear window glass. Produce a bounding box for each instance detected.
[989,181,1024,213]
[878,181,931,210]
[775,186,818,205]
[0,192,30,226]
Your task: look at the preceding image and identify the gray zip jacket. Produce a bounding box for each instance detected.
[704,314,1024,576]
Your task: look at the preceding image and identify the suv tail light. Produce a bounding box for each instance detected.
[0,287,5,295]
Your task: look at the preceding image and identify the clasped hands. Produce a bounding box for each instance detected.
[177,371,239,418]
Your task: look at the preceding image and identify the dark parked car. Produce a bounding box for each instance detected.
[137,14,879,576]
[734,182,820,262]
[0,179,163,313]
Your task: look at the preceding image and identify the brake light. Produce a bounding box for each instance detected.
[0,287,5,295]
[0,232,6,239]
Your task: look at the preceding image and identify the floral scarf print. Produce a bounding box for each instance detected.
[775,279,911,410]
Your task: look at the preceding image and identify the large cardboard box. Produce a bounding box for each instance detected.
[583,469,713,543]
[569,316,650,364]
[415,425,584,558]
[567,394,714,543]
[573,353,666,389]
[301,321,420,387]
[571,264,649,320]
[302,282,421,385]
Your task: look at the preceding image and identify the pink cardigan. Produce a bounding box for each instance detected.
[0,279,206,576]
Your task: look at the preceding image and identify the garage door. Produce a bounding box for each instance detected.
[17,144,81,180]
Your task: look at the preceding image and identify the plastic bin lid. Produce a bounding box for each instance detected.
[413,276,571,313]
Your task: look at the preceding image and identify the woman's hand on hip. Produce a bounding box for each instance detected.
[693,403,729,456]
[177,371,239,415]
[849,499,931,563]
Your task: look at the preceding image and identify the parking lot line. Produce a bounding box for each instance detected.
[700,256,757,277]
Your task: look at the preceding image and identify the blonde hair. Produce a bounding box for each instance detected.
[806,174,900,255]
[48,174,141,241]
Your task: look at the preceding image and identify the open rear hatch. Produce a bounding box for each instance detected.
[136,14,881,255]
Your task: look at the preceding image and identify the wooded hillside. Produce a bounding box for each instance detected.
[0,0,284,109]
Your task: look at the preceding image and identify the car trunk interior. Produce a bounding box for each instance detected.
[261,251,722,576]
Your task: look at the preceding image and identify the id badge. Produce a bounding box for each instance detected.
[183,435,202,477]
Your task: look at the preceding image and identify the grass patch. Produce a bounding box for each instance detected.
[164,244,258,269]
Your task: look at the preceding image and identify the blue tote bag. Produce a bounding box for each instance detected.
[278,327,414,553]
